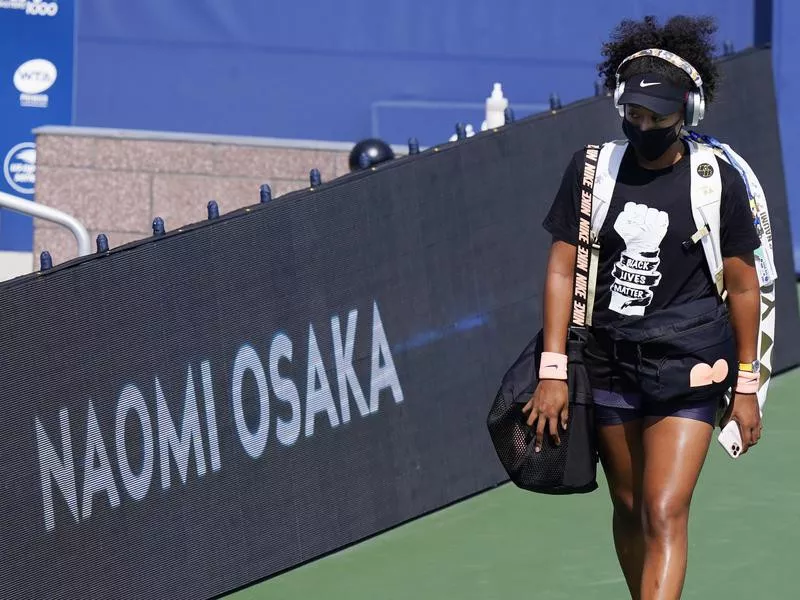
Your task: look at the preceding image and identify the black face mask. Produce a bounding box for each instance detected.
[622,118,680,161]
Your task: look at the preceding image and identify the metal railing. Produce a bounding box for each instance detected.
[0,190,91,258]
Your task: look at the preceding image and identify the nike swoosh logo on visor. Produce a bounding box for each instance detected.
[639,81,661,88]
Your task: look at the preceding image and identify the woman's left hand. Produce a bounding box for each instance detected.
[721,392,762,454]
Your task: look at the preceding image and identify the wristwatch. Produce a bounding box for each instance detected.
[738,360,761,373]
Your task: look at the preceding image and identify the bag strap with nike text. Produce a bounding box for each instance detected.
[571,145,600,328]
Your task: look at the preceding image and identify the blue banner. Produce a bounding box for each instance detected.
[0,0,74,252]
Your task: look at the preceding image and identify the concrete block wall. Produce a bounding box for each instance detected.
[30,126,364,268]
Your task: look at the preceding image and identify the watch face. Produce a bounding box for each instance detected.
[740,360,760,373]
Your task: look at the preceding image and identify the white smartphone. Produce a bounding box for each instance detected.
[717,420,743,459]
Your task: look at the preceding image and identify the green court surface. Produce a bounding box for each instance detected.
[226,365,799,600]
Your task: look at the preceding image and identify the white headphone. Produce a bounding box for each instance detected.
[613,48,706,126]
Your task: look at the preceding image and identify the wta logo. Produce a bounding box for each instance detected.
[14,59,57,108]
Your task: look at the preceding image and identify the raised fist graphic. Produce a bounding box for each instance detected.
[609,202,670,316]
[613,202,670,256]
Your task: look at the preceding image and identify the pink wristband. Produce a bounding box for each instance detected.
[735,371,759,394]
[539,352,568,380]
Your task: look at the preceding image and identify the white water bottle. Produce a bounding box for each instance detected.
[484,83,508,129]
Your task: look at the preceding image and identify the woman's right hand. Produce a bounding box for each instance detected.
[521,379,569,453]
[526,239,575,452]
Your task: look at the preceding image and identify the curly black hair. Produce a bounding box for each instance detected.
[598,15,720,104]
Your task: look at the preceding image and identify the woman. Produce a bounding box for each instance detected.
[523,15,764,600]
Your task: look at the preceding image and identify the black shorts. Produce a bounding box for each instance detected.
[586,297,729,426]
[592,388,720,426]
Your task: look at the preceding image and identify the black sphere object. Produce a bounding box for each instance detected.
[348,138,395,171]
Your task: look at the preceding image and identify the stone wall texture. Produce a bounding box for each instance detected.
[33,129,353,266]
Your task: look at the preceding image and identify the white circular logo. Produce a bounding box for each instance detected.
[4,142,36,195]
[13,58,57,95]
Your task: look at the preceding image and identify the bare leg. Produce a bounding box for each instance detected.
[640,416,713,600]
[597,419,645,599]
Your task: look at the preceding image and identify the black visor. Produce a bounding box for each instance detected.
[618,73,688,116]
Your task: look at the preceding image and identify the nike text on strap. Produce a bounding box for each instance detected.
[571,145,600,328]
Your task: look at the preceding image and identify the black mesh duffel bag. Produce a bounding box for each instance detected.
[486,326,598,494]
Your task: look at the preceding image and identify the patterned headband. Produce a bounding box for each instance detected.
[616,48,705,96]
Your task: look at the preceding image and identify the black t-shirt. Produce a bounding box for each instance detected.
[543,143,760,325]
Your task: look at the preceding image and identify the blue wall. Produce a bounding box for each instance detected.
[74,0,754,145]
[772,0,800,268]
